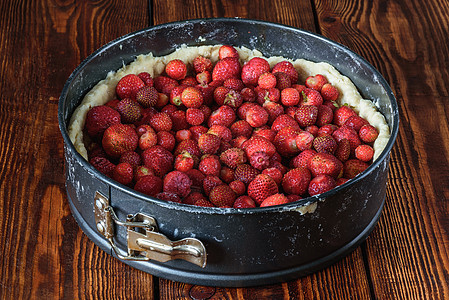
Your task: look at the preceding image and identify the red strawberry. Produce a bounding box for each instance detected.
[320,83,339,101]
[273,127,301,157]
[116,98,142,124]
[305,125,319,137]
[344,159,370,178]
[295,105,318,127]
[241,57,270,86]
[243,136,277,159]
[333,105,357,127]
[174,151,196,172]
[185,168,206,189]
[274,72,292,90]
[136,86,158,107]
[258,72,277,89]
[102,124,138,158]
[272,60,299,83]
[189,125,208,142]
[155,192,182,203]
[219,45,239,59]
[119,151,141,169]
[193,55,213,73]
[230,120,253,138]
[156,131,176,152]
[308,174,336,196]
[116,74,145,100]
[229,180,246,196]
[174,139,201,157]
[198,133,221,154]
[263,101,284,124]
[196,71,212,86]
[317,124,338,136]
[163,170,192,198]
[212,57,241,81]
[175,129,192,142]
[208,105,236,127]
[134,175,163,196]
[271,114,301,132]
[247,174,279,205]
[182,75,199,86]
[245,104,269,128]
[282,167,311,196]
[313,134,338,154]
[186,108,205,126]
[207,125,232,142]
[291,149,317,169]
[181,86,204,108]
[301,88,323,106]
[253,128,276,142]
[137,72,154,86]
[295,131,314,151]
[233,195,256,208]
[155,92,169,108]
[255,87,280,104]
[220,166,235,183]
[89,156,115,177]
[149,112,173,132]
[261,167,283,185]
[169,85,186,106]
[85,105,121,139]
[305,74,328,91]
[165,59,187,80]
[209,184,237,207]
[171,110,189,131]
[195,199,215,207]
[213,86,230,106]
[260,193,289,207]
[241,87,256,102]
[203,175,224,196]
[309,152,343,179]
[183,192,206,205]
[343,115,369,132]
[355,144,374,162]
[335,138,351,162]
[223,78,245,91]
[248,151,270,170]
[234,164,260,185]
[359,124,379,143]
[105,99,121,110]
[220,147,247,169]
[332,126,362,153]
[281,87,300,106]
[113,162,134,185]
[316,104,333,127]
[153,75,179,94]
[224,89,243,108]
[198,154,221,177]
[141,145,174,177]
[336,177,350,186]
[287,194,302,203]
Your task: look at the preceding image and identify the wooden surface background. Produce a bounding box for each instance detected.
[1,0,448,299]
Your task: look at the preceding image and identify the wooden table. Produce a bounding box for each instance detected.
[1,0,448,298]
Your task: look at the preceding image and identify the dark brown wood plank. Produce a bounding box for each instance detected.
[0,0,154,299]
[316,0,449,298]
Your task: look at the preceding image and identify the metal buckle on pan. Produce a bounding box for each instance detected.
[93,191,207,268]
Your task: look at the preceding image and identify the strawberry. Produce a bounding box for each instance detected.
[116,98,142,124]
[174,151,196,172]
[253,128,276,142]
[198,133,221,154]
[169,85,186,106]
[263,101,284,124]
[195,199,215,207]
[209,184,237,207]
[335,138,351,162]
[272,60,299,83]
[141,145,174,177]
[208,105,236,127]
[185,168,206,189]
[274,72,292,90]
[233,195,256,208]
[89,156,115,177]
[219,45,239,59]
[113,162,134,185]
[136,86,158,107]
[271,114,301,132]
[170,110,189,131]
[85,105,121,139]
[241,57,270,86]
[260,193,289,207]
[301,88,323,106]
[163,170,192,198]
[248,151,270,170]
[332,126,362,153]
[189,125,208,142]
[295,105,318,127]
[196,71,212,86]
[220,147,247,169]
[247,174,279,205]
[155,92,169,108]
[343,115,369,132]
[181,76,196,86]
[116,74,145,100]
[305,74,327,91]
[223,78,245,91]
[291,149,316,169]
[175,129,192,142]
[105,99,121,110]
[193,55,213,73]
[305,125,319,137]
[203,175,224,196]
[281,87,300,106]
[165,59,187,80]
[243,136,277,159]
[149,112,172,132]
[309,152,343,179]
[261,167,283,185]
[119,151,141,169]
[102,124,138,158]
[223,89,243,108]
[308,174,336,196]
[287,194,302,203]
[137,72,154,86]
[295,131,314,151]
[336,177,350,186]
[255,87,280,104]
[245,104,269,128]
[333,105,357,127]
[241,87,256,102]
[174,139,201,157]
[320,83,339,101]
[230,120,253,138]
[344,159,370,179]
[207,125,232,142]
[196,85,214,106]
[234,164,260,185]
[155,192,182,203]
[258,72,277,89]
[273,127,301,157]
[186,108,205,126]
[317,124,338,136]
[134,175,163,197]
[179,87,202,109]
[355,144,374,162]
[229,180,246,196]
[359,124,379,143]
[214,86,230,106]
[212,57,241,81]
[183,192,206,205]
[153,75,179,94]
[282,167,311,196]
[134,165,155,182]
[156,131,176,152]
[313,134,338,154]
[198,154,221,176]
[220,166,235,183]
[316,104,333,127]
[231,136,248,148]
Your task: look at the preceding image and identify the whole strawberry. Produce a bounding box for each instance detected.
[218,45,239,59]
[301,88,323,106]
[220,147,247,169]
[136,86,158,107]
[198,133,221,154]
[212,57,241,82]
[344,159,370,178]
[332,126,362,153]
[141,145,174,177]
[282,167,311,196]
[134,175,163,197]
[198,154,221,177]
[207,105,236,127]
[313,134,338,154]
[163,170,192,198]
[260,193,289,207]
[355,144,374,162]
[116,98,142,124]
[305,74,327,91]
[359,124,379,143]
[291,149,317,169]
[181,86,204,108]
[245,104,269,128]
[309,152,343,179]
[209,184,237,207]
[102,124,138,158]
[193,55,213,73]
[149,112,173,132]
[271,114,301,132]
[165,59,187,80]
[241,57,270,86]
[320,83,339,101]
[85,105,121,139]
[272,60,298,83]
[113,162,134,185]
[295,105,318,128]
[308,174,336,196]
[234,164,260,185]
[333,105,357,127]
[116,74,145,100]
[247,174,279,205]
[233,196,256,208]
[273,127,301,157]
[89,156,115,177]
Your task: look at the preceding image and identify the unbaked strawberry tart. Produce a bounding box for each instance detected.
[68,44,390,208]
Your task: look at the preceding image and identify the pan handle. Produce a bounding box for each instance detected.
[94,191,207,268]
